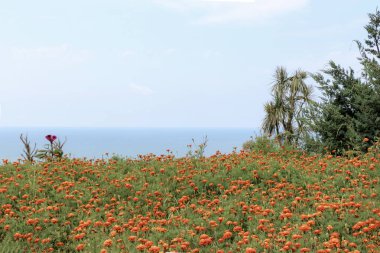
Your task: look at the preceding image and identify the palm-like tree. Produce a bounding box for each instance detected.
[262,67,313,145]
[263,102,280,137]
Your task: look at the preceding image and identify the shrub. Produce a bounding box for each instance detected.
[187,136,208,159]
[242,135,278,153]
[19,134,38,163]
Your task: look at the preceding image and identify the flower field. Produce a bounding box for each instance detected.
[0,148,379,253]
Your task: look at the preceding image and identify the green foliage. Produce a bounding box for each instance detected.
[110,153,127,162]
[262,67,314,146]
[311,9,380,155]
[19,134,38,163]
[312,62,362,154]
[0,147,378,252]
[356,8,380,62]
[186,135,208,159]
[242,135,278,153]
[35,137,66,161]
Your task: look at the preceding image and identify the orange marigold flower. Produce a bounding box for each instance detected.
[128,236,137,242]
[299,224,311,232]
[349,242,357,248]
[148,246,160,253]
[41,238,51,244]
[222,231,232,239]
[199,238,212,246]
[209,220,218,227]
[233,226,243,232]
[51,218,59,224]
[13,232,22,240]
[103,239,113,247]
[74,233,86,240]
[26,218,39,226]
[76,243,85,251]
[145,240,154,247]
[136,244,146,251]
[246,248,256,253]
[292,234,303,240]
[56,242,64,247]
[199,234,210,240]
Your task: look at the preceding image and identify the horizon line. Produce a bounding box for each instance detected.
[0,126,261,129]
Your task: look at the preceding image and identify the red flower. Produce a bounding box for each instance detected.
[45,135,57,143]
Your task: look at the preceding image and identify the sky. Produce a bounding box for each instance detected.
[0,0,376,128]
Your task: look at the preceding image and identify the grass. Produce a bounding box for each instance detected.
[0,147,379,253]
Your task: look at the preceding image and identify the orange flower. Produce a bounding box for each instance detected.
[76,243,85,251]
[209,220,218,228]
[222,231,232,239]
[74,233,86,240]
[13,232,22,240]
[199,234,212,246]
[41,238,51,244]
[128,236,137,242]
[148,246,160,253]
[56,242,65,247]
[136,244,146,251]
[103,239,112,247]
[112,225,124,233]
[299,224,311,232]
[233,226,243,232]
[50,218,59,224]
[26,218,39,226]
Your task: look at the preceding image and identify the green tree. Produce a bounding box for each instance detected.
[262,67,314,145]
[312,63,362,154]
[312,8,380,154]
[356,8,380,147]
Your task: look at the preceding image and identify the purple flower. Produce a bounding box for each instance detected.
[45,135,57,144]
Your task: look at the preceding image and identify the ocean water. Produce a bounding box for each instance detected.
[0,128,258,161]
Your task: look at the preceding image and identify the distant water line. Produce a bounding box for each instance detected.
[0,127,258,161]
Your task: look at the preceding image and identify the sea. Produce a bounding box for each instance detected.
[0,128,258,161]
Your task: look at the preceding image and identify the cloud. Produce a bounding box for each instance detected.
[154,0,309,24]
[121,49,136,58]
[204,0,256,3]
[203,49,222,59]
[11,44,92,64]
[128,83,154,96]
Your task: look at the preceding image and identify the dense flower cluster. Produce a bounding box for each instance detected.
[0,147,379,252]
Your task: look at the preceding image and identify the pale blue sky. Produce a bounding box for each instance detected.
[0,0,376,127]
